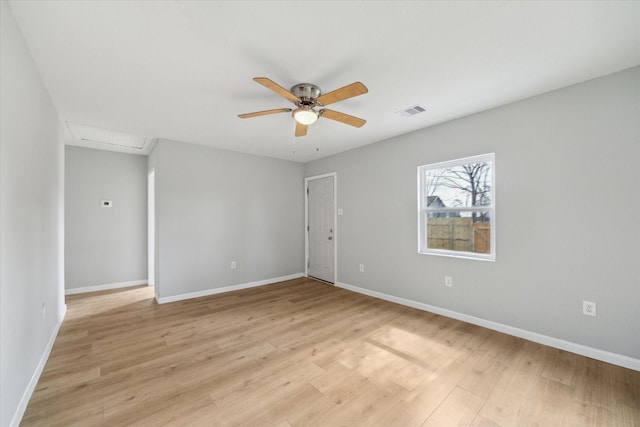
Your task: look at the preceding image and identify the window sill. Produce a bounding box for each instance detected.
[418,249,495,262]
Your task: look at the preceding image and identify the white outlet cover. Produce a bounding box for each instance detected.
[583,300,596,316]
[338,208,344,215]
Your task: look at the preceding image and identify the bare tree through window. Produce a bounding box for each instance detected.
[427,162,491,221]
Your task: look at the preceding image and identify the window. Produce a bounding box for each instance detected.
[418,153,495,260]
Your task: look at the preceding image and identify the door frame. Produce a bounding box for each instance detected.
[304,172,337,284]
[148,169,158,301]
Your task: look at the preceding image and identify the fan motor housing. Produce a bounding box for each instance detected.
[291,83,321,105]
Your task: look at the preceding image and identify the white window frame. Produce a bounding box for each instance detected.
[418,153,496,261]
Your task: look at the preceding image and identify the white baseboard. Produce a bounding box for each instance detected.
[156,273,305,304]
[65,279,148,295]
[335,281,640,372]
[10,305,67,427]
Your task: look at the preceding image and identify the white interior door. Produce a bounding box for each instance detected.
[308,176,335,283]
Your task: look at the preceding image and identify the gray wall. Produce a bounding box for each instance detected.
[305,67,640,360]
[65,146,148,291]
[152,139,304,300]
[0,1,65,425]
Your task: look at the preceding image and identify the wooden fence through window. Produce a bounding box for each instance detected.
[427,218,490,254]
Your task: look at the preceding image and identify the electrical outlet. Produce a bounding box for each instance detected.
[359,264,364,273]
[583,300,596,317]
[230,261,237,269]
[445,276,452,287]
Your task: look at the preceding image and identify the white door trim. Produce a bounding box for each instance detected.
[148,169,158,302]
[305,172,337,284]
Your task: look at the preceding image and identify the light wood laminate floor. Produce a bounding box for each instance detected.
[22,278,640,426]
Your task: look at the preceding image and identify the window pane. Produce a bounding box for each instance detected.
[425,211,491,254]
[418,153,494,260]
[425,161,492,208]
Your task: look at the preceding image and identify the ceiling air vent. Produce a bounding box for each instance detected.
[66,122,152,150]
[396,104,427,118]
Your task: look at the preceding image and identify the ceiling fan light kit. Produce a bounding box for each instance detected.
[293,107,318,125]
[238,77,368,137]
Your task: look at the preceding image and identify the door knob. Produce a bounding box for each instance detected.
[328,236,333,240]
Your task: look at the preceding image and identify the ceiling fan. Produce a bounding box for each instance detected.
[238,77,368,137]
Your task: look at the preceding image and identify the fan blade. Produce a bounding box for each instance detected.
[238,108,292,119]
[295,122,308,137]
[253,77,299,103]
[319,109,366,128]
[317,82,368,106]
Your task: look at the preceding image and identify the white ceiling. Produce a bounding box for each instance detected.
[8,1,640,162]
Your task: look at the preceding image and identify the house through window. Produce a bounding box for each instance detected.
[418,153,495,260]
